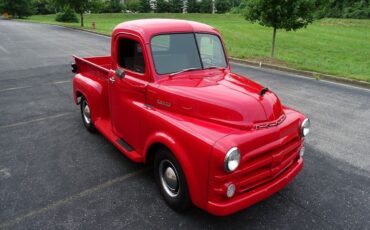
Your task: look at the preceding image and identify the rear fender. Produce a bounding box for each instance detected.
[73,74,108,122]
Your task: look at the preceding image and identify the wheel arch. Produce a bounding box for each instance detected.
[73,74,108,121]
[75,90,84,104]
[144,132,199,205]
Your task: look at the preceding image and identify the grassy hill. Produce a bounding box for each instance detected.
[20,13,370,82]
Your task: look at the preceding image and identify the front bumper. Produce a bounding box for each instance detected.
[206,158,303,216]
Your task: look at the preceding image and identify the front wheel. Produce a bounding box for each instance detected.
[80,97,96,133]
[154,148,191,212]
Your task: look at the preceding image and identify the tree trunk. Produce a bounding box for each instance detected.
[80,13,84,27]
[212,0,216,14]
[271,27,277,58]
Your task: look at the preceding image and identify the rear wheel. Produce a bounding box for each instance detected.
[154,148,191,211]
[80,97,96,133]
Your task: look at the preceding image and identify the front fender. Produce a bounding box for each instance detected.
[143,130,212,210]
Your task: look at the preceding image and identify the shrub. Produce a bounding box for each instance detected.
[55,8,79,23]
[216,0,231,13]
[104,0,124,13]
[140,0,152,12]
[199,0,212,13]
[343,1,370,19]
[156,0,171,12]
[187,0,200,13]
[127,0,140,12]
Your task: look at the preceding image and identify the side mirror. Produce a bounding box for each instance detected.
[115,68,125,79]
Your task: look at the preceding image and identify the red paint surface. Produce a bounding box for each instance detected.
[72,19,308,216]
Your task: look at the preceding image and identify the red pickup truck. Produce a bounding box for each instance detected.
[72,19,310,216]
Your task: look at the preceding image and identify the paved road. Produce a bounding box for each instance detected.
[0,20,369,229]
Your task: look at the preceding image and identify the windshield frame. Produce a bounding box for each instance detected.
[149,32,229,76]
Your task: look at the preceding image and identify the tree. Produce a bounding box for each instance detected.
[33,0,56,14]
[169,0,182,12]
[0,0,34,18]
[126,0,140,12]
[343,0,370,19]
[56,0,99,27]
[199,0,212,13]
[215,0,231,13]
[107,0,123,12]
[140,0,151,12]
[156,0,170,12]
[187,0,199,13]
[244,0,315,58]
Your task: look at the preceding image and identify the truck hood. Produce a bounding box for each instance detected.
[152,71,284,130]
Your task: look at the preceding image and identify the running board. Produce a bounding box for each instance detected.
[116,138,134,152]
[94,118,143,163]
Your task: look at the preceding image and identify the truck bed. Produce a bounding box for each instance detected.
[73,56,112,78]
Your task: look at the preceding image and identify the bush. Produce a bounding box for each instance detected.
[33,0,55,15]
[156,0,171,12]
[216,0,231,13]
[169,0,182,13]
[0,0,34,18]
[127,0,140,12]
[187,0,200,13]
[314,0,370,19]
[199,0,212,13]
[343,1,370,19]
[140,0,151,12]
[104,0,124,13]
[55,8,79,23]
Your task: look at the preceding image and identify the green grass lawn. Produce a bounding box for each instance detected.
[20,13,370,82]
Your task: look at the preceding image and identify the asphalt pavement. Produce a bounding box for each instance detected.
[0,20,369,229]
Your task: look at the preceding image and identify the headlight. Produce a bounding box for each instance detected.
[224,147,240,172]
[301,118,310,137]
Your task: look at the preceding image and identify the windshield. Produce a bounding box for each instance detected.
[151,33,227,75]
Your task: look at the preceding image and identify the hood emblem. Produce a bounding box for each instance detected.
[255,114,286,129]
[260,87,269,96]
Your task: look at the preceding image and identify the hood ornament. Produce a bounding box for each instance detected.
[260,87,269,96]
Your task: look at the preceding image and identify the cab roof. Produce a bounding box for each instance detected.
[112,19,220,43]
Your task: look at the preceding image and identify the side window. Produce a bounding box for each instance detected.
[117,38,145,74]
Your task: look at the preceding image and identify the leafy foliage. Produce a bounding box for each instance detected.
[169,0,182,13]
[244,0,315,31]
[55,0,102,26]
[216,0,231,13]
[55,7,78,22]
[199,0,212,13]
[139,0,151,12]
[314,0,370,19]
[0,0,34,18]
[127,0,140,12]
[187,0,199,13]
[244,0,315,57]
[104,0,123,12]
[33,0,56,15]
[156,0,170,12]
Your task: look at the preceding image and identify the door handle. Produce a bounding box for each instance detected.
[109,77,115,83]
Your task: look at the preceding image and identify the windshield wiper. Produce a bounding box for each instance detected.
[169,68,199,77]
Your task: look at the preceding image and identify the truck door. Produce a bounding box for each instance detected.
[108,34,149,153]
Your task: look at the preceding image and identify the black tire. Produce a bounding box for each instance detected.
[154,148,192,212]
[80,97,96,133]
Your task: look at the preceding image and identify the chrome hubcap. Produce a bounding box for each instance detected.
[159,160,179,197]
[82,101,91,125]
